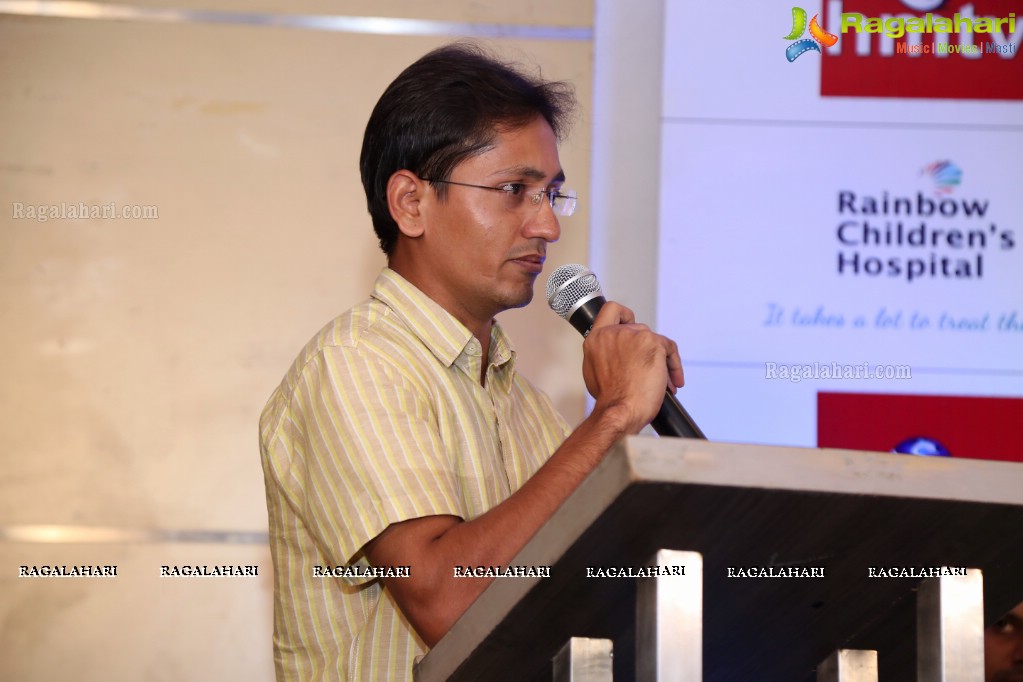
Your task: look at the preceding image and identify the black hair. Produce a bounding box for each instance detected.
[359,42,576,255]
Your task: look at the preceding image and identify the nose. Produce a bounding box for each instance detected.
[523,196,561,243]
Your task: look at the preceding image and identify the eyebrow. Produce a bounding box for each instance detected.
[492,165,566,184]
[994,613,1023,629]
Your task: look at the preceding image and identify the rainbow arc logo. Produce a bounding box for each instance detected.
[921,161,962,196]
[784,7,839,62]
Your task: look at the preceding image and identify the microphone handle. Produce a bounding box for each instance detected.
[653,389,706,439]
[567,296,706,439]
[567,294,605,336]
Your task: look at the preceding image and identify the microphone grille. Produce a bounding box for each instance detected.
[546,264,602,318]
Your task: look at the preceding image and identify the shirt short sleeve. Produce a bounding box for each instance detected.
[267,343,465,582]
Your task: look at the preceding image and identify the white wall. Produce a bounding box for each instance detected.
[591,0,664,326]
[0,2,594,679]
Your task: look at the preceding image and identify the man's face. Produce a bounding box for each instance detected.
[987,602,1023,682]
[414,116,564,329]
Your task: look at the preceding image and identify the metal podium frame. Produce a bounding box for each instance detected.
[412,437,1023,681]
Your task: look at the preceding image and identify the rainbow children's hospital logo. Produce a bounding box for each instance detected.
[921,160,962,196]
[784,7,839,61]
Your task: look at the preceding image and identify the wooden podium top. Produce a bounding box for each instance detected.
[414,437,1023,682]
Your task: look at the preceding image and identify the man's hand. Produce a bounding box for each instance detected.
[582,302,684,434]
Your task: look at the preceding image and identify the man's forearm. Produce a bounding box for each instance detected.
[365,402,633,646]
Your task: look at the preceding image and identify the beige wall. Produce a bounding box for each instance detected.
[0,3,593,679]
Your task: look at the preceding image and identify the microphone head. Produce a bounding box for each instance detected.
[546,264,603,319]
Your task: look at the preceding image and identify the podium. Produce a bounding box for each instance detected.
[413,437,1023,681]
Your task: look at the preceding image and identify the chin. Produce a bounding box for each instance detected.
[499,285,535,311]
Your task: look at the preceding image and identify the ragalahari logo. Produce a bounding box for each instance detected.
[806,1,1020,99]
[784,7,839,61]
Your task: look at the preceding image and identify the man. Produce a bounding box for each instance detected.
[987,602,1023,682]
[260,42,683,681]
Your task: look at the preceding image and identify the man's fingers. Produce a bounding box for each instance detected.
[665,339,685,390]
[585,300,685,398]
[591,301,635,328]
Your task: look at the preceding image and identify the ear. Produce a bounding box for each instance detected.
[386,170,426,239]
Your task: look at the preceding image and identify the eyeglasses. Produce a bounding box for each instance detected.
[421,178,578,217]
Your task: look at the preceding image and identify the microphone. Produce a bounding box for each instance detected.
[545,264,706,439]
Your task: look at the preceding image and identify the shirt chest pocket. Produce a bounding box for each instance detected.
[435,392,512,518]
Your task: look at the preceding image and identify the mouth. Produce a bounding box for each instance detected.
[509,253,545,274]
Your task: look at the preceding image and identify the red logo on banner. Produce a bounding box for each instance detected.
[820,0,1022,100]
[818,392,1023,462]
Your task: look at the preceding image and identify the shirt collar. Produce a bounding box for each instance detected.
[371,268,516,376]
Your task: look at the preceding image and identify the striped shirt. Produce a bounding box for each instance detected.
[260,268,571,681]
